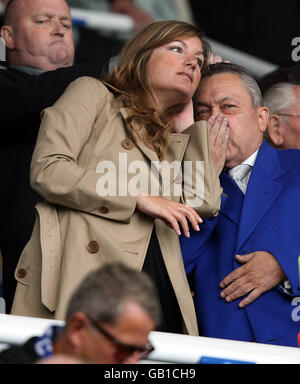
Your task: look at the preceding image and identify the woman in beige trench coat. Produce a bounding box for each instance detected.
[12,21,228,336]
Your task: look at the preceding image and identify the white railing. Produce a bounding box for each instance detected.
[206,38,278,78]
[0,314,300,364]
[70,8,134,32]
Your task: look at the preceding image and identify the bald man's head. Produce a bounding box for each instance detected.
[3,0,24,26]
[1,0,74,70]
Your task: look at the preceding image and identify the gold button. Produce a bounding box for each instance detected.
[122,138,135,150]
[17,269,26,279]
[99,206,109,214]
[175,174,184,184]
[87,241,100,254]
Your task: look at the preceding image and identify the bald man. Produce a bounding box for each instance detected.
[0,0,108,312]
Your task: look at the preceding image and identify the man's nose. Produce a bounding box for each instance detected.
[51,21,66,37]
[210,107,221,119]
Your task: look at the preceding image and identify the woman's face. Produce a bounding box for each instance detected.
[147,35,204,110]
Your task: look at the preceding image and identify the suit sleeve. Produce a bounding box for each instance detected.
[0,61,108,137]
[270,248,300,297]
[181,195,226,275]
[267,186,300,297]
[181,121,222,218]
[30,76,137,222]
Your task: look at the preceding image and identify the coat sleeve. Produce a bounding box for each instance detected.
[181,121,222,218]
[30,76,137,222]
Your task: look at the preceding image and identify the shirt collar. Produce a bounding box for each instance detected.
[9,65,45,76]
[240,150,259,168]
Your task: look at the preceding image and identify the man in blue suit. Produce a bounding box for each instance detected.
[181,63,300,347]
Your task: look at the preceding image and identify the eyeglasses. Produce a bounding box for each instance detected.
[277,113,300,118]
[86,314,155,358]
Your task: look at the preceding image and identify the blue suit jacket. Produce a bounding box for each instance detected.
[181,142,300,347]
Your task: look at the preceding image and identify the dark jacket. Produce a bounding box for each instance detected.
[0,338,39,364]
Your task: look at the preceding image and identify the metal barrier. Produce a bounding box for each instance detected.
[70,8,134,32]
[0,314,299,364]
[206,38,278,78]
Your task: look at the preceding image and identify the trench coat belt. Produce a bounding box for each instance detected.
[36,202,61,312]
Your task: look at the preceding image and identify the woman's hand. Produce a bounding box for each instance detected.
[208,53,231,65]
[208,114,230,175]
[136,194,202,237]
[169,100,195,133]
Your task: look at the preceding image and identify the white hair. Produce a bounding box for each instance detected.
[263,83,297,142]
[263,82,297,114]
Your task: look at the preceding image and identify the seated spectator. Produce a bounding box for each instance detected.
[0,0,108,313]
[11,20,225,337]
[181,62,300,347]
[0,263,160,364]
[263,83,300,149]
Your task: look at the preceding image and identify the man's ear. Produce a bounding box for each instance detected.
[266,114,284,147]
[66,312,89,350]
[257,106,269,132]
[1,25,15,50]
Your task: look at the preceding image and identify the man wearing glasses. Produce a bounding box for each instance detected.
[0,263,159,364]
[263,83,300,149]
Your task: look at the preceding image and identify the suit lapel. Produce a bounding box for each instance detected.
[237,142,285,249]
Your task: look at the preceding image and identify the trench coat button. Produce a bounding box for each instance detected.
[17,269,26,279]
[122,138,135,150]
[175,174,184,184]
[99,206,109,215]
[87,241,100,254]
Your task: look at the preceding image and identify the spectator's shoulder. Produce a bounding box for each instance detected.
[66,76,112,98]
[277,148,300,173]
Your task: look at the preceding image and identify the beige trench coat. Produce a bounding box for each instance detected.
[11,77,222,336]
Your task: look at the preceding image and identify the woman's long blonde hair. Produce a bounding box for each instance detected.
[103,21,210,159]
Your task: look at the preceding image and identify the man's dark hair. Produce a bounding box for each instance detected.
[66,263,161,326]
[202,62,263,108]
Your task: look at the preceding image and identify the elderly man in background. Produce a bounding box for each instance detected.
[181,63,300,347]
[263,83,300,149]
[0,263,160,364]
[0,0,108,313]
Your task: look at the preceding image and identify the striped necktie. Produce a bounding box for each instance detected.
[228,164,252,194]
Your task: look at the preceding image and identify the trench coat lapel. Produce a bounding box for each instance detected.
[120,107,160,164]
[236,142,285,250]
[120,107,190,176]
